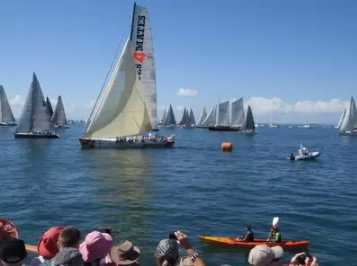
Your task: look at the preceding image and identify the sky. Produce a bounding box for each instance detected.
[1,0,357,123]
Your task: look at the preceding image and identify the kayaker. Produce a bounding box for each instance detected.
[236,225,254,242]
[267,226,281,243]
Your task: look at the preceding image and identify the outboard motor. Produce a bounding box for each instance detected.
[290,153,295,160]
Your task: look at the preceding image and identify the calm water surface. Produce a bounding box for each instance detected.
[1,125,356,266]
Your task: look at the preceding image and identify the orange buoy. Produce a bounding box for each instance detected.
[221,142,233,152]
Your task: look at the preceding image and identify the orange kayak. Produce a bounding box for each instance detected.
[198,236,309,249]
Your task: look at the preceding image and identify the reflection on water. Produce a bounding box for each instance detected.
[83,149,157,241]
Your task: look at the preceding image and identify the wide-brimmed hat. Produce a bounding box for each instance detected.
[248,245,283,266]
[110,240,140,265]
[0,239,27,264]
[79,231,113,262]
[37,227,64,258]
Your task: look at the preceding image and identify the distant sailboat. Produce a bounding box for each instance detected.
[189,109,196,127]
[269,117,280,128]
[79,3,174,148]
[46,97,54,117]
[241,105,257,134]
[14,73,59,138]
[209,98,244,131]
[51,96,69,128]
[339,96,357,136]
[162,105,177,127]
[196,107,207,128]
[0,85,16,126]
[200,104,217,128]
[179,108,191,128]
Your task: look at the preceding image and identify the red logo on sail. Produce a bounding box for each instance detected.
[133,52,146,64]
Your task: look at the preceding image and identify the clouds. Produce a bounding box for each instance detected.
[246,97,347,115]
[177,88,198,97]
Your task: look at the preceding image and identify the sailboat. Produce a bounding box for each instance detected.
[196,107,207,128]
[51,96,70,128]
[179,108,192,128]
[208,98,245,131]
[161,105,177,127]
[14,73,59,138]
[189,109,196,127]
[0,85,16,126]
[240,105,257,134]
[79,3,174,149]
[339,96,357,136]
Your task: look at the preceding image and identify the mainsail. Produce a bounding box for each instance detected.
[196,107,207,126]
[51,96,68,125]
[85,37,152,138]
[0,85,16,123]
[161,108,167,123]
[340,97,357,132]
[242,105,255,131]
[217,100,230,125]
[131,4,157,129]
[46,97,54,117]
[337,108,346,129]
[163,104,176,125]
[179,108,188,126]
[15,73,52,133]
[201,104,217,126]
[189,109,196,126]
[231,98,245,127]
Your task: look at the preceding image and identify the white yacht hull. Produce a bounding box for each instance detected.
[55,124,70,129]
[339,130,357,136]
[0,122,17,126]
[79,137,175,149]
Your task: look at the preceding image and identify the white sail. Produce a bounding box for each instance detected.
[196,107,207,126]
[161,108,167,122]
[231,98,245,127]
[337,108,346,129]
[131,4,157,129]
[217,100,230,125]
[51,96,68,125]
[201,104,217,126]
[85,38,152,138]
[16,73,52,133]
[0,85,16,123]
[340,97,357,132]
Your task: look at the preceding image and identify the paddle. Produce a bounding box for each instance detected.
[266,217,279,241]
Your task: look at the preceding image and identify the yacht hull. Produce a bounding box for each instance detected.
[0,122,17,126]
[14,132,60,138]
[339,131,357,136]
[79,137,175,149]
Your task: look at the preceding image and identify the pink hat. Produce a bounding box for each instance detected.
[79,231,113,262]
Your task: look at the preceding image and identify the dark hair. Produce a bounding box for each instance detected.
[83,259,101,266]
[59,227,80,248]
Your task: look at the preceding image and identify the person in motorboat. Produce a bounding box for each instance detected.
[267,226,281,243]
[235,225,254,242]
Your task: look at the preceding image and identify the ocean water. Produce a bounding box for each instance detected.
[0,125,356,266]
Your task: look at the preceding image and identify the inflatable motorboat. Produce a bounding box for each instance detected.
[288,145,321,161]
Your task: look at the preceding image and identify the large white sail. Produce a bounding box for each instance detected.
[217,100,230,125]
[131,4,157,129]
[201,104,217,126]
[0,85,16,123]
[337,108,346,129]
[16,73,52,133]
[51,96,68,125]
[85,38,152,138]
[231,98,245,127]
[340,97,357,132]
[196,107,207,126]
